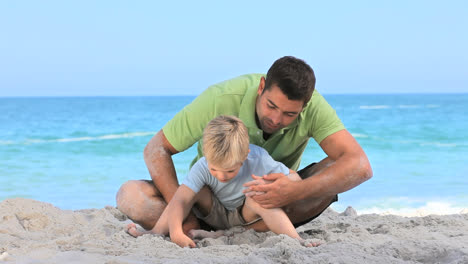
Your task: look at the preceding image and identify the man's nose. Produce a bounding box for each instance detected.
[270,110,281,125]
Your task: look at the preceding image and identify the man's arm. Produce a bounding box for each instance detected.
[143,129,180,202]
[144,129,201,232]
[244,130,373,208]
[309,129,372,196]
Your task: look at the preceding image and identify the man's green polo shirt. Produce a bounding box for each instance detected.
[163,74,345,170]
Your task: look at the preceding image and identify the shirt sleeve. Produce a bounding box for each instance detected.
[181,158,209,193]
[163,86,219,152]
[308,91,346,144]
[258,148,290,175]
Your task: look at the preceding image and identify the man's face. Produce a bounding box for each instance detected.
[255,78,304,134]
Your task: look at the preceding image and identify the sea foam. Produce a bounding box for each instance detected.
[1,132,157,145]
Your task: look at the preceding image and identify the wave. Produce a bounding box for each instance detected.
[351,133,369,138]
[347,134,464,148]
[419,142,459,147]
[359,105,440,110]
[0,132,157,145]
[359,105,390,109]
[402,140,463,148]
[398,105,420,108]
[353,202,468,217]
[366,137,464,148]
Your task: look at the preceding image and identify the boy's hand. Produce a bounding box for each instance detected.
[171,231,197,248]
[243,174,272,197]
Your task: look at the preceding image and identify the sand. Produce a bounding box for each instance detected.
[0,198,467,264]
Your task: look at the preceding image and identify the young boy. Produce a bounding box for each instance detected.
[127,115,313,247]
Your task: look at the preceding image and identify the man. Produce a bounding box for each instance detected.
[116,56,373,233]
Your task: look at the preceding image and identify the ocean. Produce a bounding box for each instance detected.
[1,94,467,215]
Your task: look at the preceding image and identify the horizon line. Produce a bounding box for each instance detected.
[1,91,468,98]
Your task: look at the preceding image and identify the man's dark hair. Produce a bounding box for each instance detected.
[264,56,316,105]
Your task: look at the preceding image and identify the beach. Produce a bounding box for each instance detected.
[1,95,467,263]
[1,198,467,264]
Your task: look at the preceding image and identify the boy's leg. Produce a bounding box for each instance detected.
[188,229,226,240]
[243,159,338,231]
[242,197,317,247]
[242,197,300,239]
[186,186,234,239]
[191,186,214,217]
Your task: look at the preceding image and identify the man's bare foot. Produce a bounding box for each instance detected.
[126,223,146,237]
[126,223,165,239]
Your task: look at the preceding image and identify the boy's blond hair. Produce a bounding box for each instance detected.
[202,115,249,168]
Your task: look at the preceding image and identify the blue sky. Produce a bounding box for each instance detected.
[1,1,467,96]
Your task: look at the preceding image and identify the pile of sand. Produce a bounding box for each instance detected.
[1,198,467,263]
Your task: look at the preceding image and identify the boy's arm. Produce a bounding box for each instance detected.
[287,169,301,181]
[165,185,198,248]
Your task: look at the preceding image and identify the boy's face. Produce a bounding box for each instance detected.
[208,162,243,183]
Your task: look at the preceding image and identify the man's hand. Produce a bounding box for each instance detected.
[170,231,197,248]
[243,173,298,208]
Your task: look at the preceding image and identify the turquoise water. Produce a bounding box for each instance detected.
[1,94,467,214]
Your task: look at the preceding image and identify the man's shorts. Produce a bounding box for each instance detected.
[293,162,338,228]
[191,195,262,230]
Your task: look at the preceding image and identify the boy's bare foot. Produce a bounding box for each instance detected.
[188,229,225,239]
[299,239,321,247]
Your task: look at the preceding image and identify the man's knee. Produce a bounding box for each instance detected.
[116,180,161,217]
[116,180,166,230]
[297,159,334,179]
[286,194,337,227]
[116,180,143,208]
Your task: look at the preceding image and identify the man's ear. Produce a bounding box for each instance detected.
[257,77,266,95]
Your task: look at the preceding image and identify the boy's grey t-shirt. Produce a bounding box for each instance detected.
[182,144,290,211]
